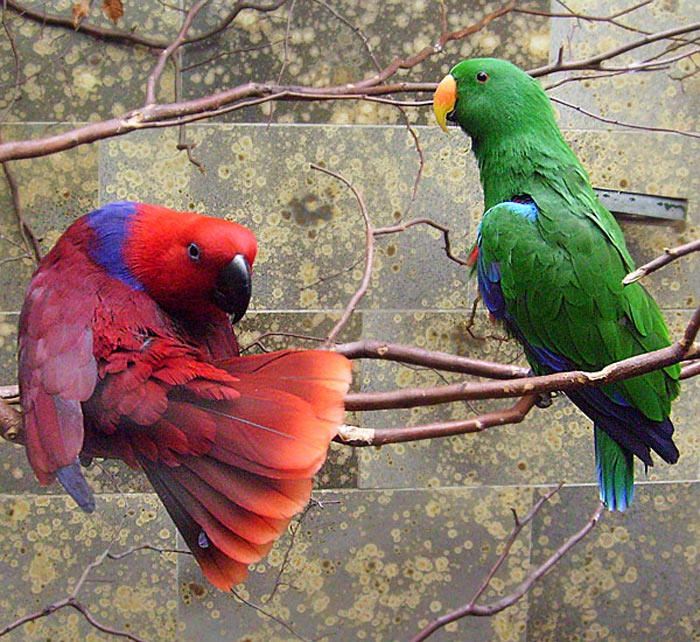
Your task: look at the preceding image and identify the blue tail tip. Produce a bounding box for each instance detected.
[56,458,96,513]
[600,484,633,512]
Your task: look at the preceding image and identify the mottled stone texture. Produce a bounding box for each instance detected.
[0,1,699,641]
[529,484,700,642]
[0,494,179,641]
[178,487,532,642]
[181,0,550,125]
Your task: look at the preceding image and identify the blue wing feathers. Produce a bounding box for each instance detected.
[476,256,505,319]
[526,342,678,467]
[476,200,540,320]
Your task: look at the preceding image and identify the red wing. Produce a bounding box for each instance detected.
[18,255,99,484]
[88,348,351,590]
[218,350,350,420]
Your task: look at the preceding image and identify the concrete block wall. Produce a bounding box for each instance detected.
[0,2,698,640]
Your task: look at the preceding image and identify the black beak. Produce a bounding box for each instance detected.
[213,254,252,323]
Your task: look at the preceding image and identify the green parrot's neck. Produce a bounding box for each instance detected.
[472,125,585,210]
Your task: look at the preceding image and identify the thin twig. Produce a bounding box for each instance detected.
[468,484,564,606]
[551,96,700,139]
[63,601,147,642]
[174,49,205,172]
[623,239,700,284]
[181,38,287,73]
[0,532,149,641]
[514,2,653,35]
[363,96,432,107]
[396,117,425,219]
[530,21,700,77]
[240,331,328,353]
[299,256,365,291]
[106,543,192,560]
[184,0,288,47]
[264,0,296,126]
[277,0,296,84]
[408,499,605,642]
[263,501,317,603]
[145,0,210,106]
[310,164,374,344]
[0,148,41,262]
[374,218,469,266]
[231,589,311,642]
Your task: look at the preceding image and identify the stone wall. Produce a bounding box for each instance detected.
[0,2,698,640]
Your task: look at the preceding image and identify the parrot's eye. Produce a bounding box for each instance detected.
[476,71,489,83]
[187,242,201,261]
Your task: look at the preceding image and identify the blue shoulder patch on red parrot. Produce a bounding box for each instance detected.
[85,200,144,291]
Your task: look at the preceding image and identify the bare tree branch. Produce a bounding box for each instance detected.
[530,22,700,77]
[337,395,537,447]
[345,307,699,412]
[310,163,373,344]
[0,135,41,262]
[624,239,700,284]
[144,0,210,106]
[551,96,700,139]
[4,0,167,48]
[4,0,289,49]
[515,1,655,35]
[0,532,150,641]
[374,217,470,266]
[0,396,22,444]
[0,1,517,162]
[335,339,528,379]
[0,6,697,165]
[408,496,605,642]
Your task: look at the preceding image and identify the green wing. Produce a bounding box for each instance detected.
[478,199,680,420]
[530,142,636,270]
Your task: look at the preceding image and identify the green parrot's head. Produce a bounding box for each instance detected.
[433,58,555,146]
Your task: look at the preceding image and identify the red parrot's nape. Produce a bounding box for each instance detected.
[18,201,352,590]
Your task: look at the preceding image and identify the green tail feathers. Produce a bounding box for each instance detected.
[594,426,634,511]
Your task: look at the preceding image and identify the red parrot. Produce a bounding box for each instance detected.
[18,201,351,590]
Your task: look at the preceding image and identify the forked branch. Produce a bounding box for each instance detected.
[408,493,605,642]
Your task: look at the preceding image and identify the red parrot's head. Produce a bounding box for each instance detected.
[86,201,257,322]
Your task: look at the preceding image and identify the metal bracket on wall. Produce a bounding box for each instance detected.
[594,189,687,222]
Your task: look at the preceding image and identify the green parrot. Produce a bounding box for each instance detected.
[433,58,680,510]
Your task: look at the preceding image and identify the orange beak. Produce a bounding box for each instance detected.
[433,74,457,133]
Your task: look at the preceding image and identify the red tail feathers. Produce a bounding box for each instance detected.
[139,349,350,590]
